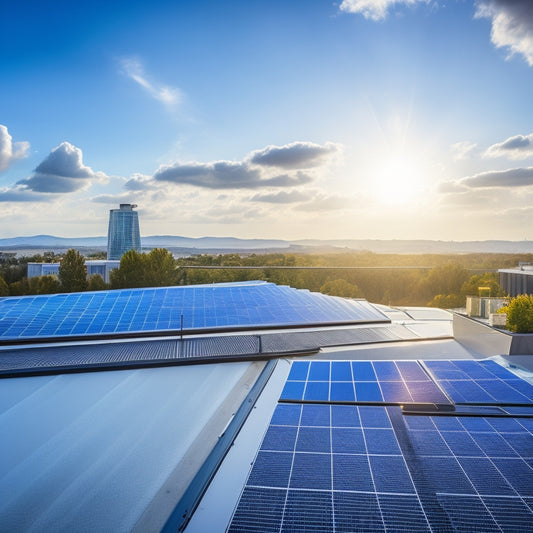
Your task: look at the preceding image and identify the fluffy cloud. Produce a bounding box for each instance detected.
[153,141,334,190]
[475,0,533,66]
[250,190,313,204]
[124,174,154,191]
[16,142,104,194]
[451,141,477,161]
[154,161,262,189]
[119,57,182,108]
[0,187,49,202]
[0,124,29,172]
[461,167,533,188]
[249,142,340,169]
[91,193,139,204]
[438,180,466,194]
[339,0,429,21]
[485,133,533,160]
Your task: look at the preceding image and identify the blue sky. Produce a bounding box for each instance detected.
[1,0,533,240]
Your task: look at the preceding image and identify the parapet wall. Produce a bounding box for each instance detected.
[453,313,533,356]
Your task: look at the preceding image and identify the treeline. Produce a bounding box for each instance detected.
[175,251,533,269]
[0,249,524,307]
[176,254,509,307]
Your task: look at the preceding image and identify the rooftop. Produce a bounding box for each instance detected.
[1,281,532,532]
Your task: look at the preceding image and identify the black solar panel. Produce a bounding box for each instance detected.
[228,359,533,532]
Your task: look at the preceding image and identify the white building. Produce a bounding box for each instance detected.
[27,259,120,283]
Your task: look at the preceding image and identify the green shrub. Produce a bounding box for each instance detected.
[499,295,533,333]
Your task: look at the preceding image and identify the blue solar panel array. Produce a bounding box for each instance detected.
[0,281,388,340]
[280,360,450,404]
[424,359,533,404]
[228,359,533,532]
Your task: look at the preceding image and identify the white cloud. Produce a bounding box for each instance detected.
[91,193,139,204]
[451,141,477,161]
[339,0,429,21]
[475,0,533,66]
[119,57,182,108]
[153,160,262,189]
[124,173,154,191]
[152,141,336,190]
[16,142,105,194]
[0,124,30,173]
[460,166,533,188]
[249,142,340,169]
[0,187,49,203]
[438,180,467,194]
[485,133,533,160]
[438,165,533,214]
[250,190,313,204]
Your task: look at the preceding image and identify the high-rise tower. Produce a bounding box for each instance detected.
[107,204,141,260]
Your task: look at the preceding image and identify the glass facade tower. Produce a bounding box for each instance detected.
[107,204,141,260]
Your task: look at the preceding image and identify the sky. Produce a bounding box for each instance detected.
[1,0,533,241]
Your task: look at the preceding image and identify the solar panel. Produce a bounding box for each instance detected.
[280,360,451,405]
[0,282,389,341]
[228,359,533,532]
[424,360,533,404]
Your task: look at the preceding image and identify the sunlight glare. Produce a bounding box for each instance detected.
[374,155,425,207]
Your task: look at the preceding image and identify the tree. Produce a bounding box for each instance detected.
[8,279,29,296]
[111,248,178,289]
[320,279,363,298]
[110,250,146,289]
[145,248,178,287]
[87,274,108,291]
[499,295,533,333]
[58,249,88,292]
[0,274,8,296]
[427,293,465,309]
[420,264,470,299]
[37,275,60,294]
[461,273,505,299]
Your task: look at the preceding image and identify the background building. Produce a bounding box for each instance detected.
[107,203,141,260]
[28,260,120,283]
[499,263,533,296]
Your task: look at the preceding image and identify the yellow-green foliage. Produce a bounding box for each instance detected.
[320,279,363,298]
[0,274,8,296]
[499,295,533,333]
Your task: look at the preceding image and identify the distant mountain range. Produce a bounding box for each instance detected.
[0,234,532,254]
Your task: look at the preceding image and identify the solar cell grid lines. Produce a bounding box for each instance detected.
[228,359,533,532]
[281,359,451,404]
[0,281,388,340]
[424,360,533,404]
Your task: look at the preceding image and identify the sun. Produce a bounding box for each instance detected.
[374,155,426,207]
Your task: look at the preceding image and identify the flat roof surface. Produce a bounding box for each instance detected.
[498,268,533,275]
[2,281,531,532]
[0,281,388,341]
[0,362,254,532]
